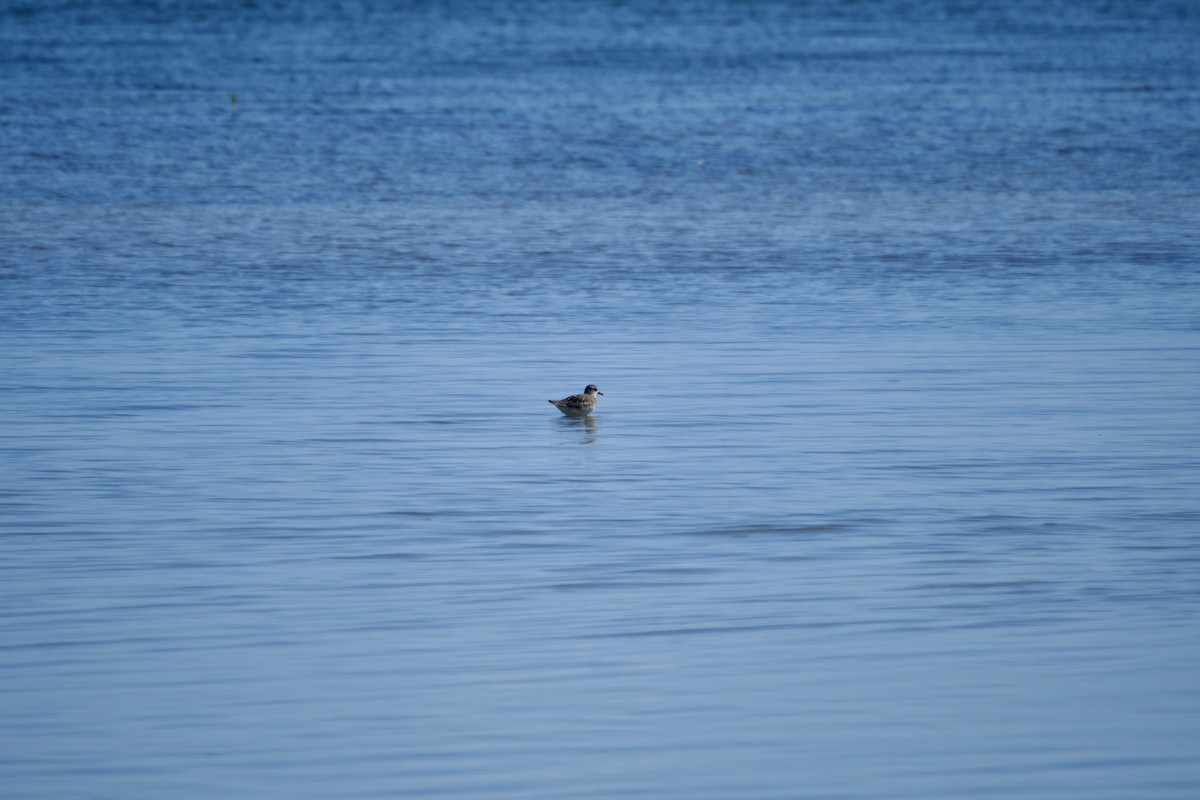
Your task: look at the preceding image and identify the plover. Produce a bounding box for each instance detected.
[549,384,603,416]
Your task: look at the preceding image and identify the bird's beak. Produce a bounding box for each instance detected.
[598,391,604,395]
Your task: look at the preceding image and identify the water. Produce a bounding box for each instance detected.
[2,1,1199,797]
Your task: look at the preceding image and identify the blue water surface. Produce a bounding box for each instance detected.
[2,1,1199,798]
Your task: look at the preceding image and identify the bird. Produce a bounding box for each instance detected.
[549,384,603,416]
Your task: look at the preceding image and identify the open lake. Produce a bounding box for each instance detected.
[2,1,1199,797]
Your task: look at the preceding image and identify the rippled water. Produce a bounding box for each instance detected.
[2,1,1199,797]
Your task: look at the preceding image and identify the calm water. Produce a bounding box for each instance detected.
[2,1,1199,797]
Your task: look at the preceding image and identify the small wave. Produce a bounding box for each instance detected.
[693,522,852,536]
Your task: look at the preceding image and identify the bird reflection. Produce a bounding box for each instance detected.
[555,414,599,443]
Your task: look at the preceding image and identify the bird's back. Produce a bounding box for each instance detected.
[549,393,595,415]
